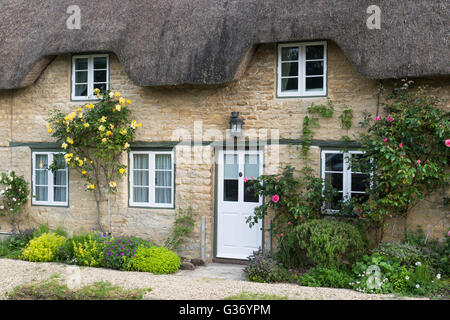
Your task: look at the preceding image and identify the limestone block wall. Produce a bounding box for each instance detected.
[0,41,448,260]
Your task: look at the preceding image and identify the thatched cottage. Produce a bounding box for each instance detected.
[0,0,448,261]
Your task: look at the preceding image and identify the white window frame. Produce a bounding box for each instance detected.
[321,150,371,213]
[129,151,175,208]
[277,41,327,97]
[32,152,69,206]
[71,54,109,101]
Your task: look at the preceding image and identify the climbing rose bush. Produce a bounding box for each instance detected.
[357,82,449,227]
[0,171,29,232]
[46,89,141,194]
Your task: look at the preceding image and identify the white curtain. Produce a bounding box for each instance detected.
[133,154,149,203]
[35,154,48,201]
[155,154,172,204]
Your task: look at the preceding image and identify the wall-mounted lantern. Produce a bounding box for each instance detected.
[230,112,244,138]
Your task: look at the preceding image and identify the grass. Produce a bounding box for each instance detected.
[224,292,290,300]
[6,275,151,300]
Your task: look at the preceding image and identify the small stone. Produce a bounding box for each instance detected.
[190,258,205,266]
[180,262,195,270]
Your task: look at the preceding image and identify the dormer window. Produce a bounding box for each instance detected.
[277,42,327,97]
[71,54,109,100]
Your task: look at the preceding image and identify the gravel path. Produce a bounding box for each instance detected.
[0,258,420,300]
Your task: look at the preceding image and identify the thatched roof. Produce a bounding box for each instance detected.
[0,0,448,89]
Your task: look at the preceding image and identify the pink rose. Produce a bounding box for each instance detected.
[399,143,403,148]
[251,176,255,180]
[375,116,381,121]
[243,177,248,183]
[387,115,395,123]
[417,159,421,164]
[445,139,450,147]
[280,233,284,237]
[383,138,388,143]
[272,194,280,203]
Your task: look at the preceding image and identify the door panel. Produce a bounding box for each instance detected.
[217,150,263,259]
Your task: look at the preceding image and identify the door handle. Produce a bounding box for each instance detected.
[239,172,243,177]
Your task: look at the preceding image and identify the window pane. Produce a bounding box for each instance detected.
[94,57,107,69]
[326,191,343,210]
[133,170,149,186]
[325,153,343,171]
[244,180,259,203]
[281,78,298,91]
[133,154,149,169]
[224,180,238,202]
[75,58,88,70]
[306,45,324,60]
[351,153,370,173]
[54,170,66,186]
[244,155,259,179]
[53,154,66,168]
[75,71,88,83]
[94,70,107,83]
[133,187,149,203]
[36,155,48,169]
[94,83,107,91]
[155,188,171,204]
[281,47,299,61]
[306,61,323,76]
[155,154,171,170]
[54,187,67,202]
[305,77,324,91]
[224,154,238,179]
[75,84,88,97]
[325,172,343,191]
[351,193,369,204]
[155,171,171,187]
[36,186,48,202]
[35,170,48,186]
[281,62,298,77]
[351,173,370,192]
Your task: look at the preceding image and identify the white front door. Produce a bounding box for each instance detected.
[217,149,263,260]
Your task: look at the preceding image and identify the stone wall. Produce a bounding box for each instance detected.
[0,42,448,260]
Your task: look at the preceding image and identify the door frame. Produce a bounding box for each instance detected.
[214,148,265,260]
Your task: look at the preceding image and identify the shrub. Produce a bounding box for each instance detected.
[21,233,66,262]
[244,249,292,283]
[351,253,443,296]
[130,246,180,274]
[376,242,433,268]
[72,235,104,267]
[287,219,366,267]
[0,170,29,233]
[103,235,149,270]
[299,265,354,289]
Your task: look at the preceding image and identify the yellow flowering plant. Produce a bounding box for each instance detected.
[46,89,141,232]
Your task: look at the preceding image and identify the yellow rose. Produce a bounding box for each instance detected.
[109,92,115,98]
[106,130,112,136]
[61,142,68,149]
[83,123,89,128]
[115,104,121,111]
[82,170,87,175]
[100,116,107,123]
[124,142,130,149]
[115,92,121,97]
[89,184,95,190]
[109,181,117,188]
[109,124,114,129]
[46,123,51,129]
[93,88,100,94]
[66,137,74,144]
[119,97,125,105]
[98,125,105,132]
[119,168,125,174]
[102,138,107,143]
[120,128,127,135]
[126,100,131,104]
[48,128,52,133]
[78,160,83,166]
[77,108,82,112]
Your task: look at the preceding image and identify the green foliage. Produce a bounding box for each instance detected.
[339,105,353,130]
[21,233,66,262]
[72,234,104,267]
[301,100,334,159]
[358,83,450,225]
[351,252,443,296]
[103,235,149,270]
[7,276,148,300]
[0,229,35,258]
[244,249,293,283]
[376,242,433,269]
[164,206,195,252]
[130,245,181,274]
[246,166,336,236]
[287,219,366,268]
[0,171,29,232]
[299,265,354,289]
